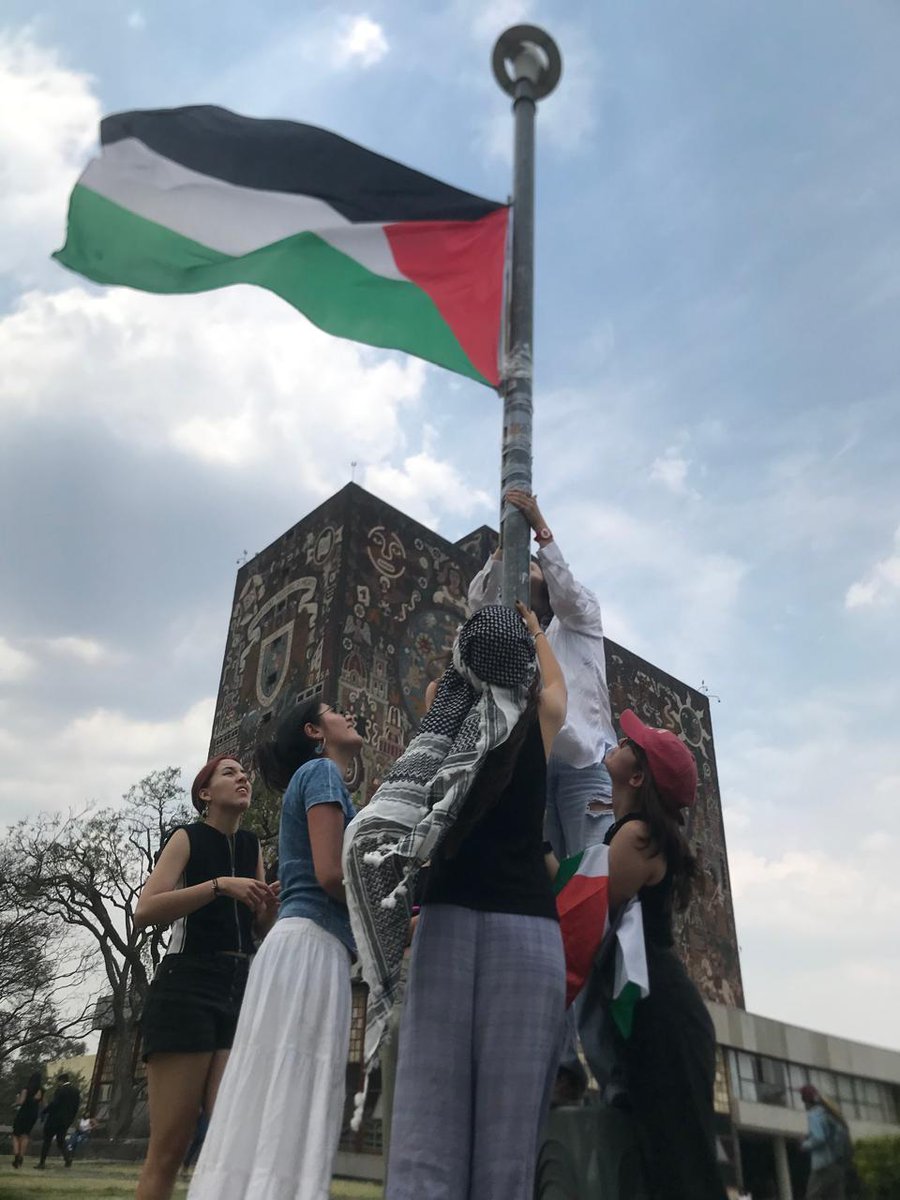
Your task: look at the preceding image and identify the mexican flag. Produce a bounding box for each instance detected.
[555,843,649,1037]
[53,106,509,387]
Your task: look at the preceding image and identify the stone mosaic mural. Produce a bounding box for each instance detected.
[209,483,743,1009]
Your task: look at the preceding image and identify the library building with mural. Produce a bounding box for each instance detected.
[73,483,900,1200]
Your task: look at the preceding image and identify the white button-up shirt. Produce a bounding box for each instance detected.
[467,540,617,769]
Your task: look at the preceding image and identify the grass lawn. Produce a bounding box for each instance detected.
[0,1159,383,1200]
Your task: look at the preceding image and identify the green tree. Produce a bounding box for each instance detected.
[855,1134,900,1199]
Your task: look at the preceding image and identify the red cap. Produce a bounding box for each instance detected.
[619,709,698,812]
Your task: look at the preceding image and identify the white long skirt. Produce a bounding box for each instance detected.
[188,917,352,1200]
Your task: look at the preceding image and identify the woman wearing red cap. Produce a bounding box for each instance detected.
[134,755,277,1200]
[600,709,727,1200]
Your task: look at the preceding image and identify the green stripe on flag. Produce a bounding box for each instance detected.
[553,851,584,895]
[610,980,642,1039]
[53,185,488,384]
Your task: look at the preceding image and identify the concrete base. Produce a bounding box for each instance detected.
[333,1149,384,1183]
[535,1103,650,1199]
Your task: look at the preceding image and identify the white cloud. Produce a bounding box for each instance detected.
[363,435,493,528]
[0,31,99,286]
[465,0,535,43]
[650,446,696,496]
[0,697,217,818]
[560,497,747,674]
[40,636,119,666]
[716,690,900,1046]
[845,524,900,608]
[333,16,389,68]
[0,285,426,491]
[0,636,34,683]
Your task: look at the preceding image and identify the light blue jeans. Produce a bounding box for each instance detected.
[545,755,619,1092]
[544,754,614,861]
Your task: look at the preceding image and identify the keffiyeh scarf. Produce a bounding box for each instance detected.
[342,605,536,1117]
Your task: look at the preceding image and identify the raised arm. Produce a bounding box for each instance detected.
[506,490,603,634]
[516,600,567,757]
[467,547,503,612]
[134,829,271,929]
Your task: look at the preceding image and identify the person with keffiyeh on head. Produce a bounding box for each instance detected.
[343,601,568,1200]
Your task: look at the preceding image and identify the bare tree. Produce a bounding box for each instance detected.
[0,767,191,1137]
[0,901,92,1069]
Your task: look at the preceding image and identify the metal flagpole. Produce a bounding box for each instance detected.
[492,26,562,607]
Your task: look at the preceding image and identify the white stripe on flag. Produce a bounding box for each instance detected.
[613,897,650,1001]
[574,843,610,879]
[79,138,407,280]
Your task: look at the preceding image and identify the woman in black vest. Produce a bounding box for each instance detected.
[134,755,277,1200]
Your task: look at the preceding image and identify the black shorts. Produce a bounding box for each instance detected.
[141,954,250,1060]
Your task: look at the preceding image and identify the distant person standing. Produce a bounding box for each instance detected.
[800,1084,852,1200]
[11,1071,43,1168]
[468,490,618,854]
[35,1073,80,1170]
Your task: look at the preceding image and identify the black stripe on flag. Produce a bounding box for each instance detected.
[101,106,504,224]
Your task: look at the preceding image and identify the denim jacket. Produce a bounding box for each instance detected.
[802,1105,844,1171]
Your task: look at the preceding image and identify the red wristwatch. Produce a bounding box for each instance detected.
[534,527,552,543]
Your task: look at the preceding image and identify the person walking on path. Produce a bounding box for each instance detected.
[468,490,618,855]
[134,755,277,1200]
[188,697,363,1200]
[801,1084,852,1200]
[11,1071,43,1168]
[35,1073,80,1170]
[594,710,727,1200]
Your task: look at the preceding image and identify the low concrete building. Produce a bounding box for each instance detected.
[711,1002,900,1198]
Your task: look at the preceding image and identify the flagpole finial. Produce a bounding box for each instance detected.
[492,25,561,101]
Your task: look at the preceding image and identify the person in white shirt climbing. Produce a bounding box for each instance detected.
[468,489,619,856]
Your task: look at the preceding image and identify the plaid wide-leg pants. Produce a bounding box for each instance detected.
[385,903,566,1200]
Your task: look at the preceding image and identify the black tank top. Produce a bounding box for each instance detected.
[424,721,557,920]
[605,812,674,948]
[165,823,259,956]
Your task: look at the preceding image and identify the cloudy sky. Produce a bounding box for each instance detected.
[2,0,899,1052]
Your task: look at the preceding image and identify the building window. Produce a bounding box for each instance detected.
[726,1049,899,1127]
[809,1068,837,1103]
[788,1062,810,1110]
[728,1050,787,1105]
[713,1046,730,1115]
[837,1073,860,1120]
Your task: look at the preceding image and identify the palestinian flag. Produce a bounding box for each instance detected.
[53,106,509,386]
[555,844,649,1037]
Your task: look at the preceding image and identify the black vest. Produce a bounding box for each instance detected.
[425,722,557,920]
[165,823,259,956]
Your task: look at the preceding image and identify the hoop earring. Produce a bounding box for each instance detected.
[314,739,326,756]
